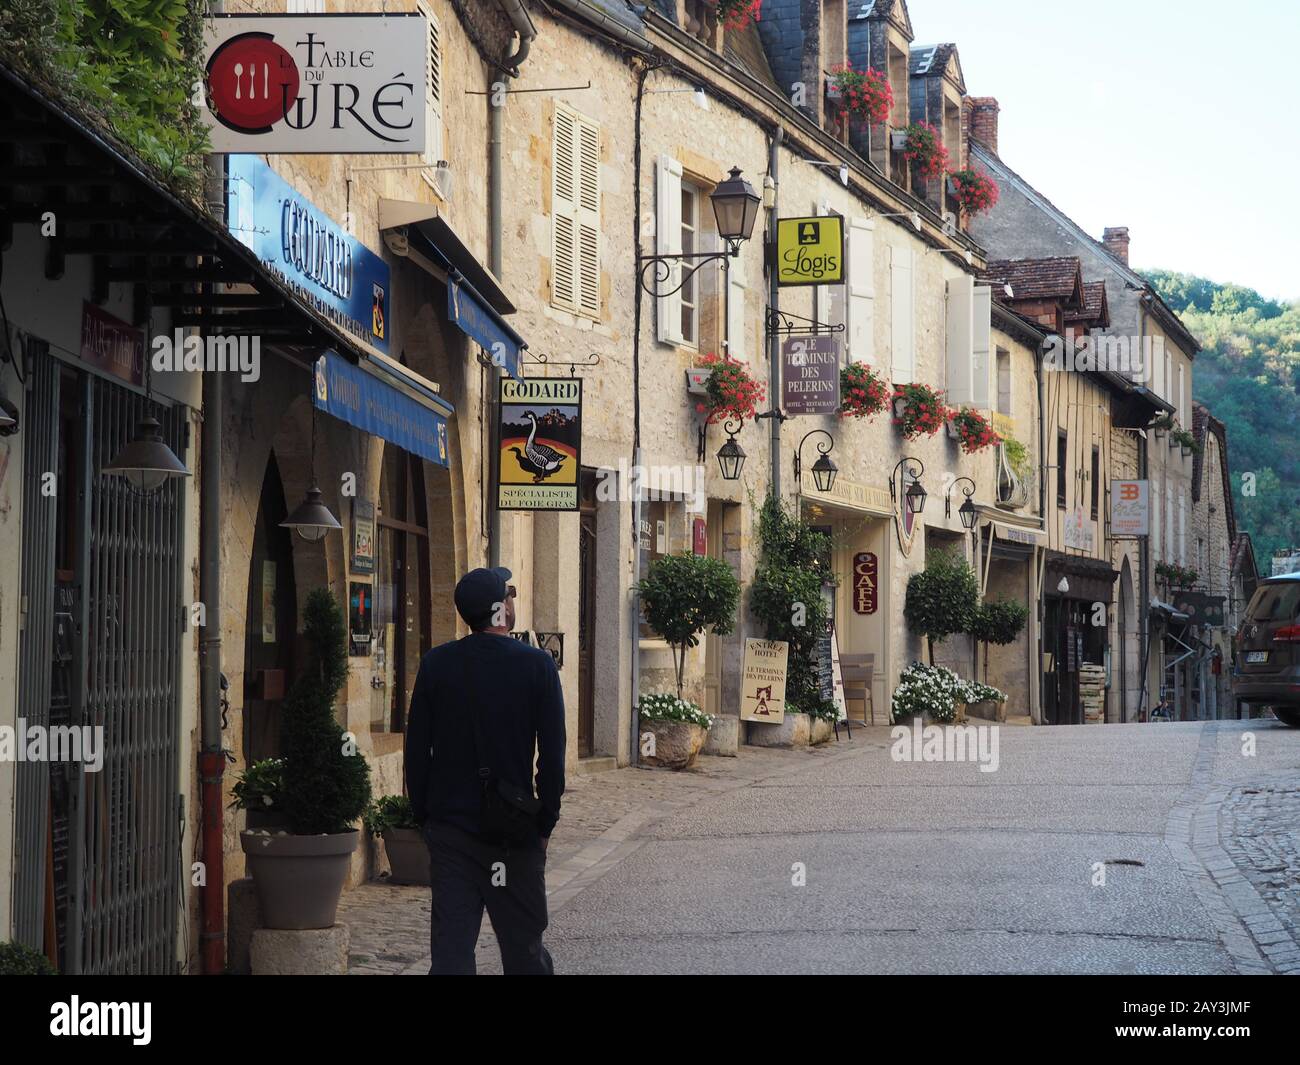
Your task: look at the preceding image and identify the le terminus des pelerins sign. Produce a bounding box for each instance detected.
[201,14,426,155]
[497,378,582,511]
[227,155,389,354]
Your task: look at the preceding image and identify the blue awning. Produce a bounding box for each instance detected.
[313,350,452,468]
[447,274,525,380]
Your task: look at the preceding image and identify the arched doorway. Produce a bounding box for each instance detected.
[243,451,298,763]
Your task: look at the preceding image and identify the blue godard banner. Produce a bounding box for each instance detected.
[228,155,390,353]
[448,276,523,380]
[314,352,449,468]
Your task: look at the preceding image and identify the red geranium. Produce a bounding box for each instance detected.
[901,121,949,179]
[947,407,1001,454]
[829,63,893,125]
[948,169,1000,215]
[892,382,946,439]
[839,362,891,420]
[696,351,767,424]
[710,0,762,30]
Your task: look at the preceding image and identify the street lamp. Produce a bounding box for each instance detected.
[637,166,760,296]
[794,429,837,493]
[889,456,927,514]
[102,415,190,493]
[281,391,341,541]
[716,419,746,481]
[945,476,978,530]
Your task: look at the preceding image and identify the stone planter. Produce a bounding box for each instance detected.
[809,716,834,746]
[891,129,908,151]
[382,827,430,886]
[639,715,707,770]
[966,698,1007,723]
[747,712,811,749]
[241,829,359,930]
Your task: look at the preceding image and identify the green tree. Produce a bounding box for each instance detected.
[637,553,741,699]
[904,549,979,665]
[969,599,1029,683]
[279,589,371,836]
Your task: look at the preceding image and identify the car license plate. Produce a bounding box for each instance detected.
[1246,651,1269,664]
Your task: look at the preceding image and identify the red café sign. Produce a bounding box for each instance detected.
[853,551,878,615]
[80,302,145,388]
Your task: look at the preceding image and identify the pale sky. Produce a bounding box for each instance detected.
[908,0,1299,301]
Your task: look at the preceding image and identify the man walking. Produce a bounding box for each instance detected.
[404,566,566,974]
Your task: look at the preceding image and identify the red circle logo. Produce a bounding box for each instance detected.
[207,33,300,134]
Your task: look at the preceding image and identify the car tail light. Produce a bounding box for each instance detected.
[1273,625,1300,642]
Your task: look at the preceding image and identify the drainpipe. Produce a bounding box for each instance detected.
[487,2,537,569]
[1136,302,1151,720]
[767,127,784,498]
[199,67,226,974]
[1036,340,1046,725]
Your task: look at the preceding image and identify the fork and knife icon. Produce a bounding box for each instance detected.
[231,61,270,101]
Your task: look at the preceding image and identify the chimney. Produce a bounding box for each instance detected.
[1103,226,1130,266]
[968,96,999,154]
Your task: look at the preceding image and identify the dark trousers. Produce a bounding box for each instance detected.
[422,819,554,975]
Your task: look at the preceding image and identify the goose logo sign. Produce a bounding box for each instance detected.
[201,14,426,154]
[497,379,582,511]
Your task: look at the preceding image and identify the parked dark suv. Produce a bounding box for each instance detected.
[1235,572,1300,726]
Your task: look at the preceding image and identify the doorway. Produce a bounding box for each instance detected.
[242,451,298,764]
[577,468,597,757]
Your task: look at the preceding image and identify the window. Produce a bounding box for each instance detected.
[419,3,444,182]
[1090,446,1100,520]
[1152,481,1161,557]
[996,349,1012,415]
[552,104,601,318]
[638,499,683,639]
[1178,363,1186,423]
[680,182,701,345]
[1056,431,1067,509]
[286,0,324,11]
[890,245,914,383]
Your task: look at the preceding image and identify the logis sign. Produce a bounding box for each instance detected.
[200,14,426,154]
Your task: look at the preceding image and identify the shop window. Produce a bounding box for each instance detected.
[1056,431,1067,509]
[638,498,686,640]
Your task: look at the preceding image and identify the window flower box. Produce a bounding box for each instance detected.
[892,382,946,439]
[708,0,762,31]
[827,63,892,125]
[890,128,909,151]
[694,351,766,425]
[948,407,1001,454]
[839,362,891,420]
[947,168,1000,215]
[900,121,948,179]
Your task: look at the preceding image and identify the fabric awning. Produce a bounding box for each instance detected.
[313,350,452,468]
[379,200,527,380]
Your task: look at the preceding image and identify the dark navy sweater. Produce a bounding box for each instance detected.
[404,632,566,838]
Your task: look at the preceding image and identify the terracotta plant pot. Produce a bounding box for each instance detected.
[241,829,359,930]
[382,827,430,886]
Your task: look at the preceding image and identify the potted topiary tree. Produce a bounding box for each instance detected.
[239,588,371,930]
[364,794,427,886]
[904,548,978,665]
[636,552,740,767]
[969,598,1029,686]
[0,940,56,975]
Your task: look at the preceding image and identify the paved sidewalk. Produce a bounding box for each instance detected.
[339,732,877,975]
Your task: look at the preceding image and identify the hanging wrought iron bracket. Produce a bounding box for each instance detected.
[521,351,601,377]
[794,428,835,487]
[945,476,976,519]
[764,306,846,338]
[889,456,925,508]
[637,245,740,298]
[755,408,788,423]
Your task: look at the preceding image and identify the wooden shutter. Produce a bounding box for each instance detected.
[656,154,684,344]
[845,217,874,363]
[421,5,443,173]
[972,284,992,409]
[551,107,579,312]
[890,245,914,384]
[945,275,974,404]
[576,119,600,318]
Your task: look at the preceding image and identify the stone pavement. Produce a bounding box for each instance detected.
[339,734,869,974]
[338,718,1300,975]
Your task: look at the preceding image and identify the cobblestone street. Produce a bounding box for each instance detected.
[339,718,1300,975]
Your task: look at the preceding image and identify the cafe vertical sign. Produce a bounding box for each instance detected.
[497,378,582,511]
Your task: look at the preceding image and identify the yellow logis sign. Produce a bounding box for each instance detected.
[775,215,844,287]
